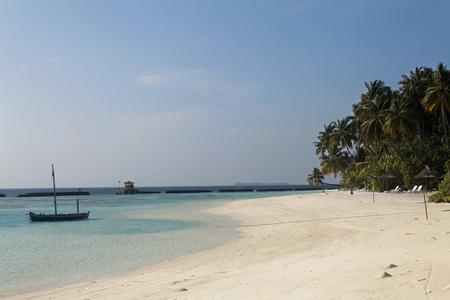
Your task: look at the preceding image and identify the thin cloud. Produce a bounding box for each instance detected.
[135,69,259,102]
[46,57,62,64]
[136,74,167,86]
[111,108,210,143]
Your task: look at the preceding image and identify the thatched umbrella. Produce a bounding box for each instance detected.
[414,168,440,191]
[360,175,376,203]
[376,174,396,192]
[414,168,440,220]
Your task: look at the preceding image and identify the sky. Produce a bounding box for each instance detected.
[1,0,449,188]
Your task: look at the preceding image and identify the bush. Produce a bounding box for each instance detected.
[429,176,450,203]
[428,193,450,203]
[445,159,450,173]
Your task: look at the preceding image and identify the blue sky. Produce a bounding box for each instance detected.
[1,0,449,188]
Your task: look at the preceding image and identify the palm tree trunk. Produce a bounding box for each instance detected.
[401,132,441,184]
[377,139,390,156]
[442,102,450,149]
[340,132,355,157]
[444,106,450,129]
[345,144,356,158]
[383,131,406,161]
[417,123,423,147]
[337,166,346,174]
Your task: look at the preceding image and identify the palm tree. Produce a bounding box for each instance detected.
[331,116,357,155]
[384,98,441,184]
[354,144,367,159]
[360,80,392,104]
[422,62,450,149]
[354,80,393,151]
[383,98,419,140]
[340,162,363,195]
[354,94,405,161]
[399,67,432,103]
[314,123,334,155]
[398,67,432,146]
[319,145,349,178]
[307,167,325,193]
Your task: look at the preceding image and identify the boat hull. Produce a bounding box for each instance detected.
[29,212,90,221]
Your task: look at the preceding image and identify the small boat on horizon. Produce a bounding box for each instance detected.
[29,165,90,222]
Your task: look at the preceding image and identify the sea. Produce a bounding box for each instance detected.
[0,185,323,298]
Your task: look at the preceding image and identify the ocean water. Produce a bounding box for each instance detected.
[0,185,321,297]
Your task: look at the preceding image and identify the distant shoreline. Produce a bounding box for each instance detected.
[233,182,290,186]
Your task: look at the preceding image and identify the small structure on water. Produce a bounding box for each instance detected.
[116,181,140,195]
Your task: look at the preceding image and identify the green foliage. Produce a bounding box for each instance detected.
[339,160,365,194]
[319,145,349,177]
[445,159,450,173]
[429,176,450,203]
[340,170,363,193]
[438,176,450,196]
[399,162,420,189]
[428,193,450,203]
[307,167,324,187]
[313,63,450,190]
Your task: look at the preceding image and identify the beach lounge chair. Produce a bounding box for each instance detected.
[390,186,400,193]
[415,186,423,193]
[406,186,418,193]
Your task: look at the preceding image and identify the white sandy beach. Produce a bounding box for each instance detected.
[13,190,450,300]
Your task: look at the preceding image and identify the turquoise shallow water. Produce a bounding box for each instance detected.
[0,187,321,297]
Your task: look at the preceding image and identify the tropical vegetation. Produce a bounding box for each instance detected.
[428,176,450,203]
[307,167,325,193]
[312,63,450,197]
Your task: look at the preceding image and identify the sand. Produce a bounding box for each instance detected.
[12,190,450,300]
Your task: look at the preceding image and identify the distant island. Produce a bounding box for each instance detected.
[234,182,290,186]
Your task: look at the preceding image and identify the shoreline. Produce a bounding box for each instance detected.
[10,190,450,299]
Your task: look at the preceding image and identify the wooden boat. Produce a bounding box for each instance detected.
[29,165,90,222]
[29,211,89,221]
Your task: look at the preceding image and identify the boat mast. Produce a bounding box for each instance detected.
[52,164,57,215]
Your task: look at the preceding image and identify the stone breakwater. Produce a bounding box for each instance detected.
[18,191,90,197]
